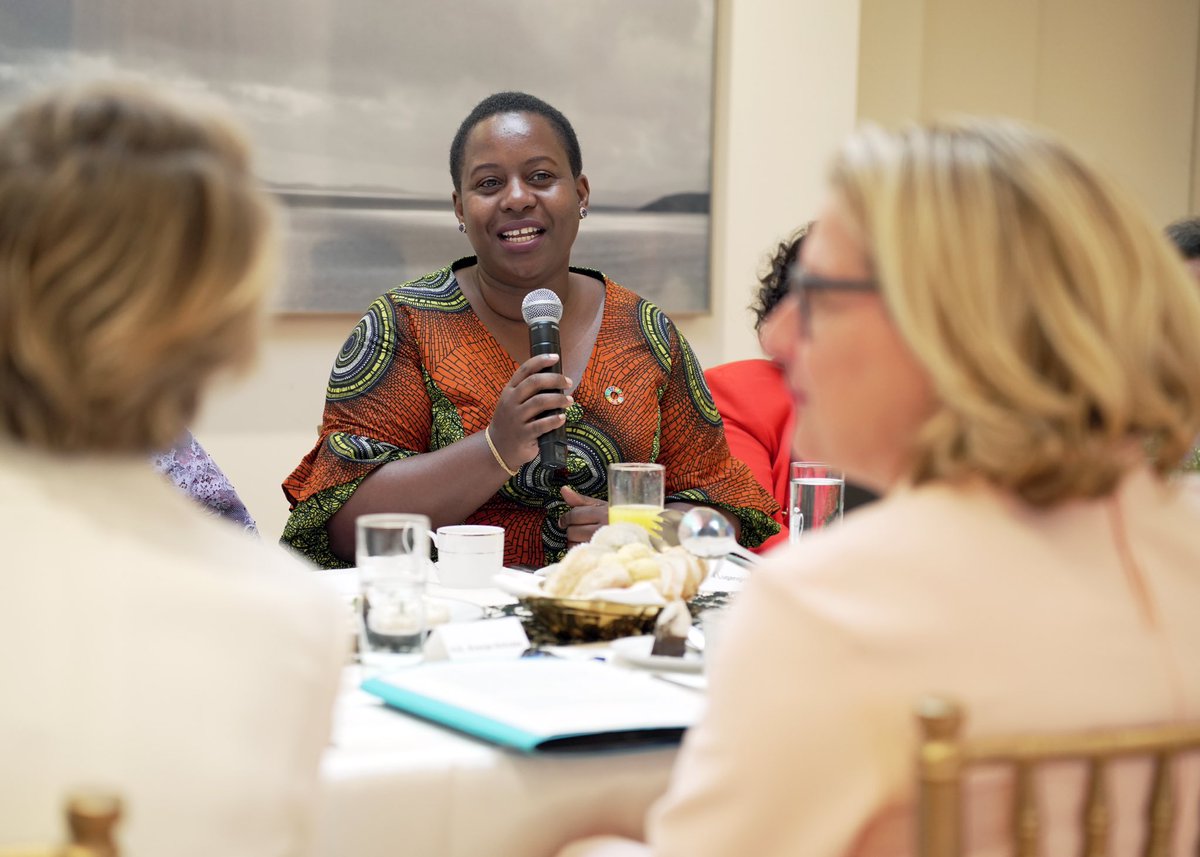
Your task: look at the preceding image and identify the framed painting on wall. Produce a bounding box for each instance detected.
[0,0,717,316]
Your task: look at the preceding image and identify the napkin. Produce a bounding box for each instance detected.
[492,571,667,607]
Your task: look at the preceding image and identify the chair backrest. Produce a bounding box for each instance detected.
[916,696,1200,857]
[0,792,122,857]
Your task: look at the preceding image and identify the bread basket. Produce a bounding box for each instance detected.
[517,595,662,644]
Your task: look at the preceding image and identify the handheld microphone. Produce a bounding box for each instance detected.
[520,288,568,472]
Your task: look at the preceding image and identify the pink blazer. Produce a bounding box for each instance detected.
[560,469,1200,857]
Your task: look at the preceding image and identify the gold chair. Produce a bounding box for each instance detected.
[916,696,1200,857]
[0,792,122,857]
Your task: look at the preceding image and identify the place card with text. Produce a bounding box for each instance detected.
[424,616,530,662]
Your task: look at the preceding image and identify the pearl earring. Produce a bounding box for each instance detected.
[579,206,588,219]
[458,222,466,233]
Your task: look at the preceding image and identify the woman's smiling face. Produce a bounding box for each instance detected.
[453,111,589,288]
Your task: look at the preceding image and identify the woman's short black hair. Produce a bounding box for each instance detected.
[449,91,582,191]
[752,224,811,332]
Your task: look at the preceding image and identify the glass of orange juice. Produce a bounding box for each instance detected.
[608,462,665,534]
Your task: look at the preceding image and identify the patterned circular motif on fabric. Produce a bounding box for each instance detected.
[327,432,402,463]
[679,336,722,426]
[327,297,395,402]
[542,507,568,561]
[391,265,470,312]
[497,421,616,507]
[528,460,572,495]
[408,265,453,289]
[499,459,546,507]
[604,385,625,405]
[637,300,673,373]
[563,423,619,498]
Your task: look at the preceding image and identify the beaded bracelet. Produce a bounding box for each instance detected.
[484,425,519,477]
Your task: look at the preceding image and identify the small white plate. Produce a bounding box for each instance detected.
[610,635,703,673]
[314,569,483,625]
[425,596,485,626]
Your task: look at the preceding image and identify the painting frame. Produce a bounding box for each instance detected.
[0,0,718,316]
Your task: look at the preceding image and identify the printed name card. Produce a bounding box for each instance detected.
[697,558,749,593]
[424,616,530,662]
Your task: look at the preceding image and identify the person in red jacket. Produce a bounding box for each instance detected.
[706,226,876,552]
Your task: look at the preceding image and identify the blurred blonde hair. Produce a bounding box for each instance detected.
[830,118,1200,505]
[0,80,278,453]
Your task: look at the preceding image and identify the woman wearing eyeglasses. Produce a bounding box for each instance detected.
[705,225,878,552]
[558,119,1200,856]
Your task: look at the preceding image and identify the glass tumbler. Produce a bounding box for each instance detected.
[608,462,665,534]
[356,513,431,672]
[788,462,844,544]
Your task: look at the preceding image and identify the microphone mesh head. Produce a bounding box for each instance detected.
[521,289,564,325]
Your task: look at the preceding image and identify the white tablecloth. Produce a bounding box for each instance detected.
[309,570,702,857]
[315,669,678,857]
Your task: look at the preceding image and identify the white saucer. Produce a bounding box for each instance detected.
[314,569,483,624]
[609,635,703,673]
[425,596,485,625]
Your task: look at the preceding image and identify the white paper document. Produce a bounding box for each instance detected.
[362,658,705,752]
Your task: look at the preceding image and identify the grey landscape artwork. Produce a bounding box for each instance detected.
[0,1,716,314]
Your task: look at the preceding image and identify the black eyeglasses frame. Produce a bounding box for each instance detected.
[787,268,879,335]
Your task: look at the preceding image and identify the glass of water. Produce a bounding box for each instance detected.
[356,513,431,672]
[788,462,844,544]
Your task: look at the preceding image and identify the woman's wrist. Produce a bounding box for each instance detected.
[484,424,519,477]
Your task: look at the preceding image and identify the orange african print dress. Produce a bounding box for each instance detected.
[282,258,780,569]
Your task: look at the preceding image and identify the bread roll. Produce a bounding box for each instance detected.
[540,527,709,600]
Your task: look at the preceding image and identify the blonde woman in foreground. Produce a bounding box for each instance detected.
[559,119,1200,856]
[0,82,346,855]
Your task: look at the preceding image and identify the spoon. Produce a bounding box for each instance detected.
[647,508,758,568]
[677,507,738,557]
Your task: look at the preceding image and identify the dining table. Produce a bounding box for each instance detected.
[310,568,739,857]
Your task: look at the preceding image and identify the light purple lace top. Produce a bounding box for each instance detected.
[152,431,257,534]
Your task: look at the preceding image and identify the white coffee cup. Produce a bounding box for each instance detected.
[430,525,504,588]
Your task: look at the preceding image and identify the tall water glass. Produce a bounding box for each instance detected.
[788,462,844,544]
[608,462,665,533]
[356,513,430,672]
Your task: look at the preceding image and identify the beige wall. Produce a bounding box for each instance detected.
[858,0,1200,226]
[197,0,1198,540]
